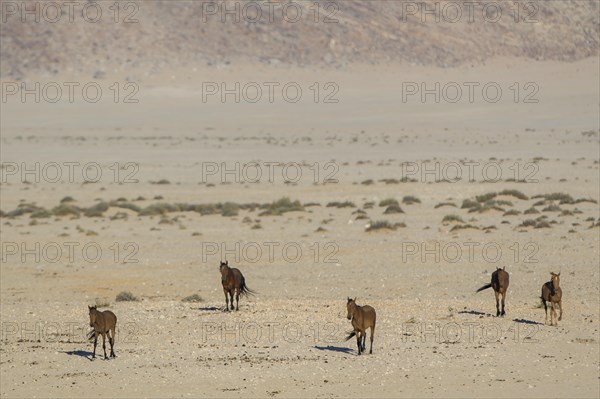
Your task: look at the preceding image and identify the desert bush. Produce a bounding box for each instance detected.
[476,192,497,203]
[461,199,479,209]
[383,204,404,214]
[182,294,203,303]
[365,220,406,232]
[220,202,240,217]
[260,197,304,216]
[326,201,356,208]
[115,291,138,302]
[542,204,562,212]
[498,189,528,200]
[402,195,421,204]
[450,224,480,232]
[30,209,52,218]
[442,214,464,223]
[84,202,109,217]
[503,209,521,216]
[379,198,399,207]
[434,202,457,208]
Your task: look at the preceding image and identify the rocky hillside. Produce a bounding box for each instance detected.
[1,0,598,78]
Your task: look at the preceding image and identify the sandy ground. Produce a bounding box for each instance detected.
[1,58,599,398]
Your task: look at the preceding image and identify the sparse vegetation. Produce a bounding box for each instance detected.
[435,202,456,208]
[259,197,304,216]
[151,179,171,185]
[402,195,421,204]
[182,294,203,303]
[84,202,109,217]
[379,178,400,184]
[573,198,598,204]
[363,201,375,209]
[326,201,356,208]
[461,199,479,209]
[115,291,138,302]
[383,204,404,214]
[450,224,480,232]
[498,189,528,200]
[30,209,52,218]
[220,202,239,217]
[519,219,551,229]
[524,207,540,214]
[476,192,497,203]
[365,220,406,232]
[542,204,562,212]
[503,209,521,216]
[442,214,464,224]
[532,193,574,203]
[379,198,399,207]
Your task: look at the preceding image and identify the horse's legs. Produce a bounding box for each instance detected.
[356,330,362,355]
[92,334,98,359]
[558,300,562,321]
[235,288,240,311]
[542,299,548,324]
[494,290,500,316]
[500,291,506,317]
[229,292,235,310]
[109,328,116,357]
[102,333,108,359]
[361,331,366,351]
[223,289,230,311]
[369,325,375,354]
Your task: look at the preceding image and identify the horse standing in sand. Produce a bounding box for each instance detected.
[88,305,117,360]
[476,266,509,317]
[219,260,255,311]
[345,297,376,355]
[541,272,563,326]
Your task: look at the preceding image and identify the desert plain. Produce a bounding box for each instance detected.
[1,54,599,398]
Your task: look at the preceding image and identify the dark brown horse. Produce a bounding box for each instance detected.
[476,266,509,317]
[88,305,117,359]
[541,272,563,326]
[219,261,255,311]
[345,297,376,355]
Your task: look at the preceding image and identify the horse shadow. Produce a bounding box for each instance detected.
[314,345,354,354]
[457,310,488,316]
[196,306,221,312]
[62,350,94,360]
[512,318,543,325]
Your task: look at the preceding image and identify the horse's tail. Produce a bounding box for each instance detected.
[240,276,257,297]
[476,283,492,293]
[345,330,356,341]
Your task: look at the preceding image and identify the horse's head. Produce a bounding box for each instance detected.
[219,260,229,274]
[347,297,357,320]
[88,305,97,327]
[550,272,560,290]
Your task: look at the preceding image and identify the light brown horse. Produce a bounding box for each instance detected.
[88,305,117,359]
[476,266,509,317]
[345,297,376,355]
[541,272,563,326]
[219,261,255,311]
